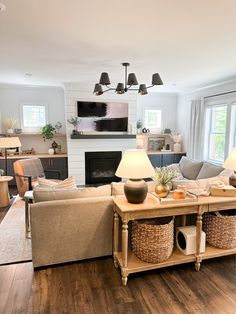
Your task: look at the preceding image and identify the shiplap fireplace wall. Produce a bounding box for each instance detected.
[64,83,137,185]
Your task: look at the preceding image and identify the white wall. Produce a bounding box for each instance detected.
[177,80,236,153]
[137,92,178,132]
[0,84,67,153]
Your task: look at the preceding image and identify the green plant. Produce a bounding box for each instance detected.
[136,119,143,129]
[40,124,56,141]
[0,169,4,176]
[152,167,177,185]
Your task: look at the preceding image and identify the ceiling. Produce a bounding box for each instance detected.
[0,0,235,92]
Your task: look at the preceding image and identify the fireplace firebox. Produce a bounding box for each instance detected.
[85,151,122,185]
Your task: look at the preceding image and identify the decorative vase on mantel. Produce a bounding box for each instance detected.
[155,183,170,198]
[173,142,181,152]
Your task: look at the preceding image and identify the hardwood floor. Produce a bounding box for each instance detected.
[0,255,235,314]
[1,188,235,314]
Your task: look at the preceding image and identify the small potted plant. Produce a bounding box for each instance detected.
[0,169,4,177]
[152,167,177,198]
[40,123,56,141]
[136,119,143,134]
[3,117,17,134]
[67,116,81,135]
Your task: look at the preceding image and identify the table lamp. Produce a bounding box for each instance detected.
[115,149,155,203]
[223,147,236,187]
[0,137,22,175]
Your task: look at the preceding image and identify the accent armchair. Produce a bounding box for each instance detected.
[13,158,61,197]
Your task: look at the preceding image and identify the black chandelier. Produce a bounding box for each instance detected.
[93,62,163,96]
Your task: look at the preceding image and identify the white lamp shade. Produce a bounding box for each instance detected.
[0,137,22,149]
[224,147,236,171]
[115,149,155,179]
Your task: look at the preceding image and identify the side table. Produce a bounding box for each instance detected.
[24,190,34,238]
[0,176,13,207]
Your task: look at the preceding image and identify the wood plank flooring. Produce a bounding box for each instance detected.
[0,255,235,314]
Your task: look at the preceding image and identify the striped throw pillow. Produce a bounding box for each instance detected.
[37,176,77,189]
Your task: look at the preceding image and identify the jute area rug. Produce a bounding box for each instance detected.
[0,197,32,265]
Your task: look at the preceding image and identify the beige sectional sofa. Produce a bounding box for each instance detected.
[30,182,156,268]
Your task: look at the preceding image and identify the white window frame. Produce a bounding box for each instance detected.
[20,103,48,133]
[204,94,236,164]
[144,109,162,132]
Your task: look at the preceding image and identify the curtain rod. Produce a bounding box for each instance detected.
[204,90,236,99]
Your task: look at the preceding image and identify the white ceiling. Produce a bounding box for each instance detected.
[0,0,235,92]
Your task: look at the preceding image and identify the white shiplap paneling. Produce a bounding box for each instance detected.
[65,85,137,185]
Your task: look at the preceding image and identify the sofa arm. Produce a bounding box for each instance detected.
[30,196,114,268]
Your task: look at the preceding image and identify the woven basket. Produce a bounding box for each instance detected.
[203,210,236,249]
[131,217,174,263]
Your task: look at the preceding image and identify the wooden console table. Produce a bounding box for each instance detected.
[113,193,236,285]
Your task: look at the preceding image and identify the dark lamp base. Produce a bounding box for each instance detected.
[124,179,148,204]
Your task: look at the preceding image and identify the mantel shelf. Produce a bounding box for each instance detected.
[71,134,136,139]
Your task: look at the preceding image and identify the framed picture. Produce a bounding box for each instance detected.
[148,137,165,151]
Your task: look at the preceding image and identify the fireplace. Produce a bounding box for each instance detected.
[85,151,122,185]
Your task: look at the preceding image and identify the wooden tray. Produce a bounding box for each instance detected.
[151,191,197,204]
[210,186,236,197]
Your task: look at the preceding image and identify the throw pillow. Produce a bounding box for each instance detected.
[172,175,229,190]
[37,176,77,189]
[167,163,184,180]
[179,156,203,180]
[196,162,224,179]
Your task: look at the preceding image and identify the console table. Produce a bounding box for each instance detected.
[113,194,236,285]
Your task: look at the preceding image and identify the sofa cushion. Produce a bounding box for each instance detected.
[179,156,203,180]
[111,181,156,196]
[172,175,229,190]
[37,176,77,189]
[33,184,111,202]
[196,162,224,179]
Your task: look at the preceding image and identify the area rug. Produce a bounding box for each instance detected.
[0,197,32,265]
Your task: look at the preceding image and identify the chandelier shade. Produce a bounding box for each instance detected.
[138,84,148,95]
[115,83,125,94]
[127,73,138,86]
[152,73,163,86]
[93,62,163,96]
[99,72,111,85]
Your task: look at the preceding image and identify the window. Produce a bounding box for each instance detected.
[204,95,236,164]
[20,104,48,132]
[144,109,162,131]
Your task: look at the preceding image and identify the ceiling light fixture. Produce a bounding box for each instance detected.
[93,62,163,96]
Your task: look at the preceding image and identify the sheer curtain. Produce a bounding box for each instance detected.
[188,98,205,160]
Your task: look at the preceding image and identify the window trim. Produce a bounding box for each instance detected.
[19,103,48,133]
[204,94,236,164]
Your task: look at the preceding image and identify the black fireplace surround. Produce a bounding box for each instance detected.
[85,151,122,185]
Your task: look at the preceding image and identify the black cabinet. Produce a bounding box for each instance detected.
[148,154,162,168]
[148,153,185,168]
[40,157,68,180]
[0,156,68,186]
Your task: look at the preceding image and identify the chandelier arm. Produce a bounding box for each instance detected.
[102,87,116,93]
[146,85,155,89]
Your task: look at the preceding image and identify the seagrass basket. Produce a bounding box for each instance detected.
[131,217,174,263]
[203,210,236,249]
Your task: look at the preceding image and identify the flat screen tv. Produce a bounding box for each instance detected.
[77,101,128,132]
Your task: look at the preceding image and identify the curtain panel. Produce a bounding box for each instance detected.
[188,98,205,160]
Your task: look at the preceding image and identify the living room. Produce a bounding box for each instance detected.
[0,0,236,313]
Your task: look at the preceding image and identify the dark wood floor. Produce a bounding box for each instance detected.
[0,256,235,314]
[0,188,236,314]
